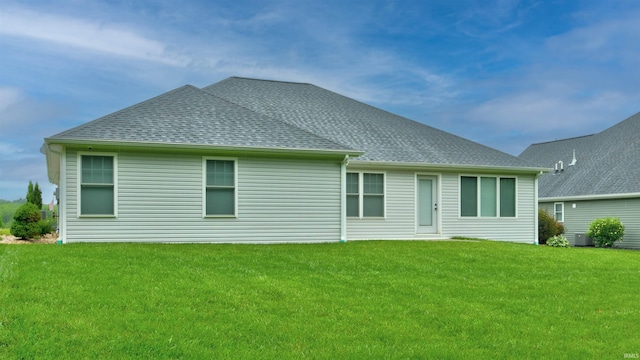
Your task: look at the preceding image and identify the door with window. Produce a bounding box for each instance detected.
[417,176,437,233]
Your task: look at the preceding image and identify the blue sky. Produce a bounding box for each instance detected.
[1,0,639,201]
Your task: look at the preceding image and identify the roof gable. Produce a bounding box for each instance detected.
[202,77,538,169]
[519,112,640,197]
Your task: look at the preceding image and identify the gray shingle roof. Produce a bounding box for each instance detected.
[203,77,538,168]
[47,85,355,153]
[519,111,640,198]
[48,76,543,170]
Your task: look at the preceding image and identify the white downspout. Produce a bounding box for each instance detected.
[534,171,541,245]
[58,146,67,244]
[46,144,66,244]
[340,155,349,242]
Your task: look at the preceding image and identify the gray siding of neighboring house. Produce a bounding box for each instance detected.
[62,148,342,243]
[541,198,640,249]
[346,168,537,244]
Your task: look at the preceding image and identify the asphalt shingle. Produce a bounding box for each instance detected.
[49,76,544,170]
[519,111,640,197]
[203,77,538,168]
[48,85,355,152]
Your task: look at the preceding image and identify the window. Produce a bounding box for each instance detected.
[80,154,115,216]
[205,159,236,216]
[346,173,359,217]
[346,172,384,218]
[460,176,516,217]
[500,178,516,217]
[554,202,564,222]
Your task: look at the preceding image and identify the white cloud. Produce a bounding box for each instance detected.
[0,87,21,113]
[0,7,189,66]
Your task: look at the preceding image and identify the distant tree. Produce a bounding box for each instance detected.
[26,181,43,209]
[27,181,34,204]
[0,215,3,228]
[33,182,43,209]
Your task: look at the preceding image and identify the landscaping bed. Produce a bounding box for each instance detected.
[0,232,58,244]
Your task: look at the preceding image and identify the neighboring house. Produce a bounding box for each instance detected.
[519,112,640,249]
[44,77,546,244]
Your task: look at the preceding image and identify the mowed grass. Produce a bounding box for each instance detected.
[1,241,639,359]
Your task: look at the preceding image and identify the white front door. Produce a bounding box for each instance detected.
[417,176,437,233]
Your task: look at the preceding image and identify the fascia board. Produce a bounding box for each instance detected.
[539,192,640,202]
[44,138,364,158]
[347,160,549,174]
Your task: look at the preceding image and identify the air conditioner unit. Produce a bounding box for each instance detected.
[575,233,594,247]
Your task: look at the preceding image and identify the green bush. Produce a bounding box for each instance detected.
[538,209,564,244]
[10,203,42,240]
[586,217,625,248]
[38,219,53,236]
[547,235,570,247]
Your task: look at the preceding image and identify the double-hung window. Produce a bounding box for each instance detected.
[554,202,564,222]
[204,159,236,216]
[346,172,384,218]
[79,154,116,216]
[460,176,516,217]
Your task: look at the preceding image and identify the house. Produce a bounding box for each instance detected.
[44,77,547,244]
[519,112,640,249]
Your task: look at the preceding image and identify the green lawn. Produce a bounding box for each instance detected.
[1,241,639,359]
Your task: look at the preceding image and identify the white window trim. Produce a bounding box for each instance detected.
[77,152,118,218]
[458,175,518,219]
[202,157,238,218]
[554,202,564,223]
[346,171,386,219]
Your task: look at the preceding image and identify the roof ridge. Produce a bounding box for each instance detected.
[528,133,596,146]
[197,85,356,151]
[227,76,313,86]
[47,85,199,139]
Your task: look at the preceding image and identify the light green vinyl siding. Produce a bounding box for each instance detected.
[63,149,342,243]
[346,169,537,243]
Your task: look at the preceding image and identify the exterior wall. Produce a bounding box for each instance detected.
[62,148,342,243]
[346,169,428,240]
[346,168,538,244]
[441,173,537,243]
[541,198,640,249]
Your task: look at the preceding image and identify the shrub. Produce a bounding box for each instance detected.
[547,235,570,248]
[538,209,564,244]
[586,217,625,248]
[10,203,42,239]
[38,219,53,236]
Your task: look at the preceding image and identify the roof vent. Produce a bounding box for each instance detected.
[554,160,564,174]
[568,149,577,166]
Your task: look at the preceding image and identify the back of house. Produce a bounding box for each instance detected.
[44,77,546,244]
